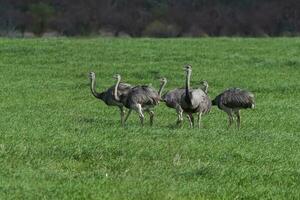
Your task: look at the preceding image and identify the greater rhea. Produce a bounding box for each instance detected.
[212,88,255,129]
[163,65,211,128]
[114,75,167,126]
[162,80,209,127]
[180,65,211,128]
[88,72,132,125]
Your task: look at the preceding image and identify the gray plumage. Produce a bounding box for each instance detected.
[162,88,185,109]
[88,72,132,125]
[114,76,167,126]
[162,81,209,109]
[126,85,161,108]
[163,65,211,128]
[212,88,255,129]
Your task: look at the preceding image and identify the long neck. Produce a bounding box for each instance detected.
[90,78,103,99]
[114,77,121,101]
[185,70,191,100]
[203,85,208,94]
[158,81,167,97]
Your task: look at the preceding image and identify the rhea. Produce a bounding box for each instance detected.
[163,65,211,128]
[114,74,167,126]
[162,80,209,127]
[88,72,132,125]
[212,88,255,129]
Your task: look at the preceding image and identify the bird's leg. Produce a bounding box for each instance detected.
[148,110,155,126]
[235,110,241,129]
[119,106,125,126]
[135,104,144,126]
[186,113,194,128]
[197,112,202,128]
[175,105,183,127]
[227,111,234,129]
[124,109,132,123]
[186,114,192,128]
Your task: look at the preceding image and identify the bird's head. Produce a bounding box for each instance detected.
[183,64,192,73]
[160,77,167,84]
[88,72,95,80]
[112,74,121,80]
[200,80,209,88]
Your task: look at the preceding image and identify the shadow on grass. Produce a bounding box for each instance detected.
[176,165,214,180]
[76,116,117,127]
[166,123,181,130]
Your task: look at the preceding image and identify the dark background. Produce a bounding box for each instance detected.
[0,0,299,37]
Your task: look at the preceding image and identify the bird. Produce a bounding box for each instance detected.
[114,75,167,126]
[212,88,255,129]
[162,80,209,126]
[200,80,209,94]
[162,65,210,128]
[179,65,211,128]
[88,72,132,125]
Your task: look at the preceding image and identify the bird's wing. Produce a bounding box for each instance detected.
[143,86,160,105]
[163,89,185,107]
[128,86,160,106]
[107,83,132,96]
[221,89,254,108]
[189,89,211,113]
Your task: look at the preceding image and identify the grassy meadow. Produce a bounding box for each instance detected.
[0,37,300,199]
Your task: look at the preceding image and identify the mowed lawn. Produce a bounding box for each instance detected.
[0,37,300,199]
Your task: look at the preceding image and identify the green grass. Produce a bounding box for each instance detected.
[0,37,300,199]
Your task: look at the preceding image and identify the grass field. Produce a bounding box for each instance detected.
[0,37,300,199]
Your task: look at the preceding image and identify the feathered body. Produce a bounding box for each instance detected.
[212,88,255,109]
[88,72,132,125]
[181,88,211,114]
[114,76,167,126]
[212,88,255,128]
[163,80,210,111]
[163,65,211,128]
[95,83,132,106]
[162,88,185,109]
[125,85,160,110]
